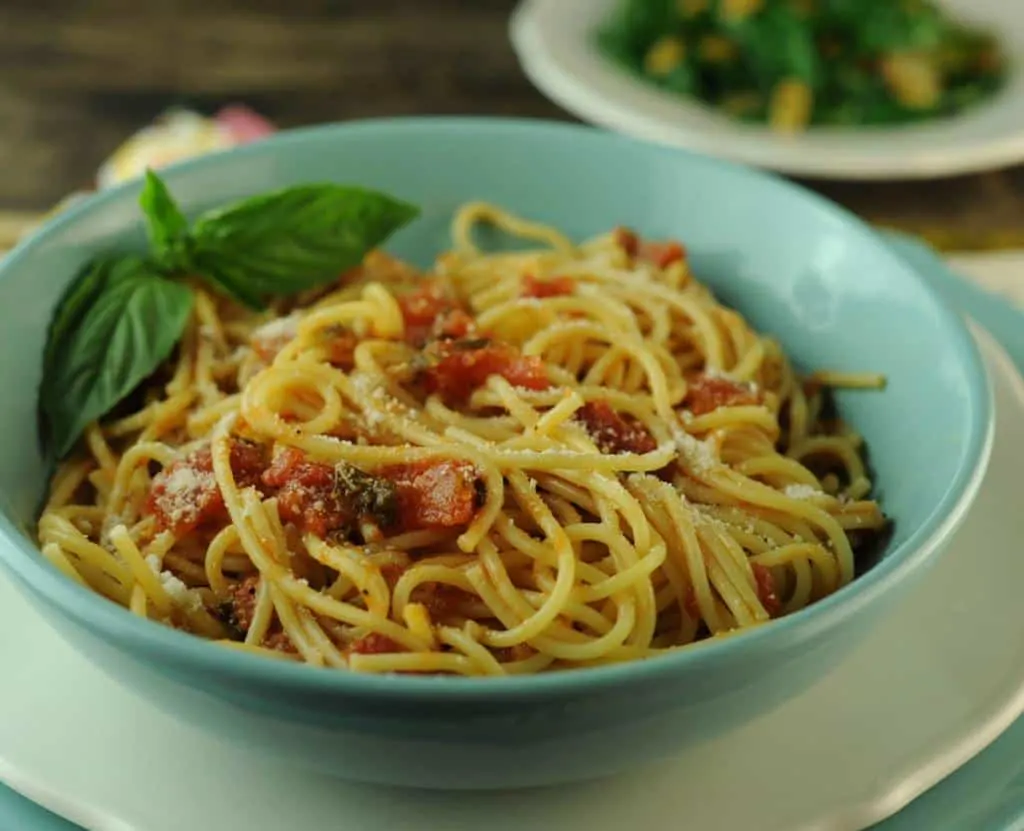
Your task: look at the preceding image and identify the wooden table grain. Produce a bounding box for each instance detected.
[1,0,1023,248]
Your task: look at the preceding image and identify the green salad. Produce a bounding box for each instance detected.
[598,0,1007,131]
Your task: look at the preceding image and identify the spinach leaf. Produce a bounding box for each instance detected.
[740,6,820,88]
[598,0,677,66]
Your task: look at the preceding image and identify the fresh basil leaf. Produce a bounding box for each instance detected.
[140,169,189,266]
[43,255,144,380]
[42,270,193,459]
[185,252,265,311]
[39,255,151,453]
[187,184,419,309]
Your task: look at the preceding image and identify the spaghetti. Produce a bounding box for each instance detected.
[37,203,887,676]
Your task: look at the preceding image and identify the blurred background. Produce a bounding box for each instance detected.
[0,1,562,208]
[2,0,1024,241]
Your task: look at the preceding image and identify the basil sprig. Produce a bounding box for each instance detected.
[39,170,419,459]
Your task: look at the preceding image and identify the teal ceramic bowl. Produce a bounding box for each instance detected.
[0,118,992,790]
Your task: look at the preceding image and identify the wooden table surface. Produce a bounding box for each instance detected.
[2,0,1023,249]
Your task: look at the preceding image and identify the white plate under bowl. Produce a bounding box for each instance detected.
[511,0,1024,180]
[0,324,1020,831]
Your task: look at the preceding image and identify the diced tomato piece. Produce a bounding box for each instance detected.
[398,280,479,346]
[522,274,575,298]
[399,280,448,329]
[433,308,475,341]
[231,441,267,482]
[420,340,550,401]
[752,563,781,617]
[499,354,550,391]
[398,280,467,346]
[614,226,640,257]
[640,240,686,268]
[350,632,405,655]
[493,644,534,663]
[684,373,761,416]
[415,583,475,621]
[576,400,657,455]
[379,561,409,589]
[225,575,259,633]
[262,448,399,538]
[322,327,358,370]
[262,447,352,538]
[380,460,479,531]
[613,227,686,268]
[262,449,332,491]
[218,574,295,652]
[146,440,267,536]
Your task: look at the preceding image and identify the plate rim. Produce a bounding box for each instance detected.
[830,323,1024,831]
[510,0,1024,180]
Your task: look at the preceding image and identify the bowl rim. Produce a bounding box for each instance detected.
[0,115,995,701]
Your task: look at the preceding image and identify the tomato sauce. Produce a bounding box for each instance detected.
[380,460,479,531]
[752,563,781,617]
[147,440,267,536]
[685,374,761,416]
[262,447,354,538]
[576,400,657,454]
[350,632,405,655]
[419,339,549,402]
[522,274,575,298]
[614,227,687,268]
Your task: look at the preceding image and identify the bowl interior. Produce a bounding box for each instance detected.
[0,118,989,668]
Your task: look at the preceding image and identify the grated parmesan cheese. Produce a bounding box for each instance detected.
[252,313,301,342]
[783,483,821,500]
[671,425,716,472]
[352,374,414,429]
[700,367,760,395]
[160,571,204,613]
[100,513,127,548]
[146,553,204,614]
[693,507,727,530]
[159,464,216,527]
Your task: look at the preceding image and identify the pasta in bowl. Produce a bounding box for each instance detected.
[0,118,989,788]
[40,201,887,676]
